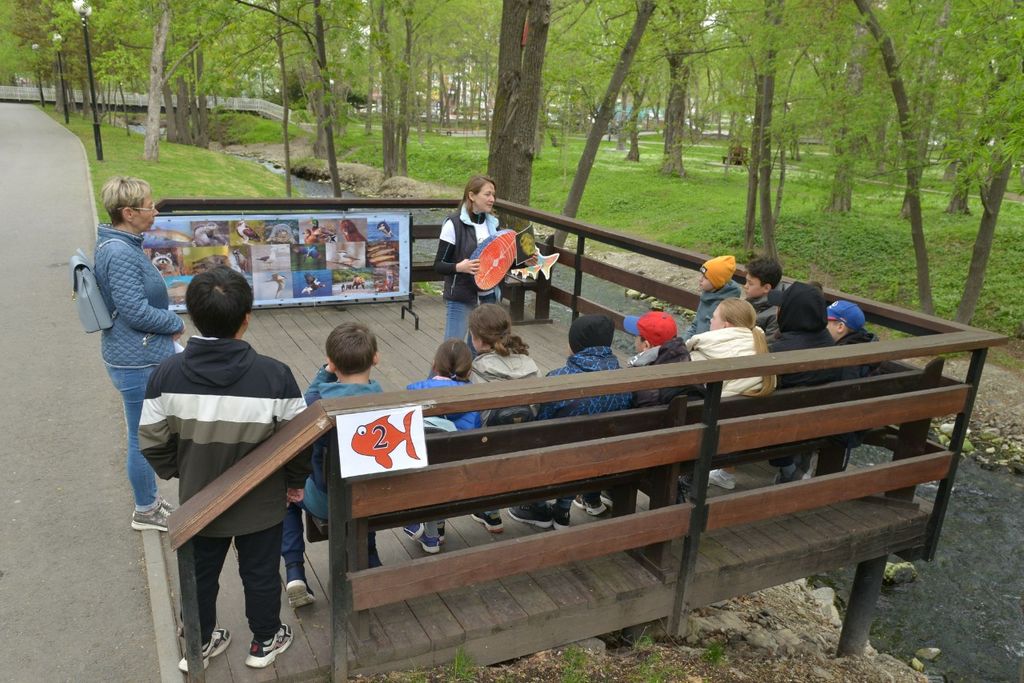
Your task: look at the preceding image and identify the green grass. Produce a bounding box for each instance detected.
[208,110,310,145]
[48,110,291,208]
[331,125,1024,336]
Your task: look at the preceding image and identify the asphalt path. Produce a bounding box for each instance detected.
[0,103,164,682]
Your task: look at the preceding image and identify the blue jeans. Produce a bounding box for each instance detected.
[106,365,159,511]
[444,291,498,348]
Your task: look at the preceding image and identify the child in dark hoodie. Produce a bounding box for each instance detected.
[508,315,632,529]
[826,300,880,380]
[767,282,842,482]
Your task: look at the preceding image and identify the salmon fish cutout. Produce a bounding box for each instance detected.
[350,410,420,469]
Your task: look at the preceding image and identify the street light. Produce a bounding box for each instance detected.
[52,32,69,124]
[31,44,44,107]
[72,0,103,161]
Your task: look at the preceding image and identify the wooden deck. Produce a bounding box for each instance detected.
[159,294,934,681]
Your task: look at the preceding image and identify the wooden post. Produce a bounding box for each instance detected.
[926,348,986,560]
[836,554,887,656]
[571,234,585,320]
[328,440,351,681]
[177,540,206,682]
[669,381,722,636]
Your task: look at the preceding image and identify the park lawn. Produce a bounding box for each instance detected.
[49,110,290,207]
[333,125,1023,336]
[208,109,310,145]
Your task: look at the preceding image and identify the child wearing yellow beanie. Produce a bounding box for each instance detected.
[682,254,741,341]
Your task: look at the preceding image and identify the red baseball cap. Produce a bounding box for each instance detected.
[624,311,677,346]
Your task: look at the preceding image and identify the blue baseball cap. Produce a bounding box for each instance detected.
[827,300,865,332]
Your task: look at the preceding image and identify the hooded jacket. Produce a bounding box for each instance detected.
[536,346,632,419]
[629,337,700,407]
[470,351,539,424]
[139,338,311,537]
[93,224,184,367]
[747,294,780,340]
[769,283,841,388]
[682,280,742,341]
[434,206,499,303]
[687,327,769,397]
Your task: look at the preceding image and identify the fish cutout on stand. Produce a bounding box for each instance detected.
[349,409,420,469]
[510,251,559,281]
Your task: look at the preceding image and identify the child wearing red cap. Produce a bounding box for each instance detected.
[682,254,741,341]
[624,310,697,408]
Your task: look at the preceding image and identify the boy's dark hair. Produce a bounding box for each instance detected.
[325,322,377,375]
[185,267,253,338]
[746,254,783,289]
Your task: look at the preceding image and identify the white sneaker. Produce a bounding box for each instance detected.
[708,469,736,490]
[245,624,293,668]
[178,627,230,672]
[286,579,315,608]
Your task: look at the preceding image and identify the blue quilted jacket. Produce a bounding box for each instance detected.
[94,225,184,367]
[536,346,632,420]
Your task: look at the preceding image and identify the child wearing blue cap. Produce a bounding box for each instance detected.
[826,300,879,380]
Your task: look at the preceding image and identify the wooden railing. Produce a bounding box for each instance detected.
[156,196,1004,680]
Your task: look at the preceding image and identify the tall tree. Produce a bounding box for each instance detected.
[555,0,657,247]
[488,0,552,220]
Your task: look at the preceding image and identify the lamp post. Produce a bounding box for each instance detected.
[72,0,103,161]
[53,32,69,124]
[31,44,45,107]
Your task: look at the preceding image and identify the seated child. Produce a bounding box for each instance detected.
[467,303,540,531]
[508,314,631,529]
[767,282,842,482]
[827,300,879,379]
[281,322,382,609]
[403,339,482,554]
[625,310,695,408]
[140,267,310,671]
[742,254,783,340]
[686,299,776,491]
[682,254,741,341]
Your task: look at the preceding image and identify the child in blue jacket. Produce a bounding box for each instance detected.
[403,339,482,553]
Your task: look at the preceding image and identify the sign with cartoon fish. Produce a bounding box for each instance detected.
[335,406,429,477]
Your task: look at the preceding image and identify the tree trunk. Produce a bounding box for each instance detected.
[193,50,209,148]
[175,76,193,145]
[398,8,413,176]
[661,53,688,177]
[275,5,292,197]
[365,47,374,135]
[744,74,764,253]
[555,0,656,247]
[625,85,645,162]
[945,161,970,215]
[313,0,342,196]
[487,0,553,224]
[756,0,782,260]
[956,155,1013,323]
[373,0,399,178]
[853,0,934,314]
[162,78,177,142]
[826,23,866,213]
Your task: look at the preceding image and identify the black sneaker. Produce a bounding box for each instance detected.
[437,520,446,544]
[245,624,293,669]
[471,511,504,533]
[177,627,230,672]
[552,506,570,530]
[507,504,553,529]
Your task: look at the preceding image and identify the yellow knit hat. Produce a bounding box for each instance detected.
[700,255,736,289]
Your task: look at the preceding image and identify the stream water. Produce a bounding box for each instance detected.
[263,160,1024,682]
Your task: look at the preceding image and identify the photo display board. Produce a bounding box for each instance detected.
[142,212,410,311]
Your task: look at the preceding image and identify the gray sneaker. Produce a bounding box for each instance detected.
[131,503,170,531]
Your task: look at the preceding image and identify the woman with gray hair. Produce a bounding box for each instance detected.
[94,176,184,531]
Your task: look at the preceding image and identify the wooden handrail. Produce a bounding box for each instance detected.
[349,504,693,611]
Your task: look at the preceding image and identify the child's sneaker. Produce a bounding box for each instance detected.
[599,491,614,508]
[572,494,607,516]
[552,506,571,530]
[708,469,736,490]
[437,520,446,544]
[177,627,230,672]
[403,524,441,554]
[507,504,553,529]
[286,579,315,608]
[471,511,504,533]
[245,624,293,669]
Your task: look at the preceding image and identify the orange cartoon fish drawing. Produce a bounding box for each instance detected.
[350,410,420,469]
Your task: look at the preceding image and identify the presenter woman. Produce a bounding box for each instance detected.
[433,174,500,343]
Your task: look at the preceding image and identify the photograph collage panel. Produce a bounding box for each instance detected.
[145,213,409,310]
